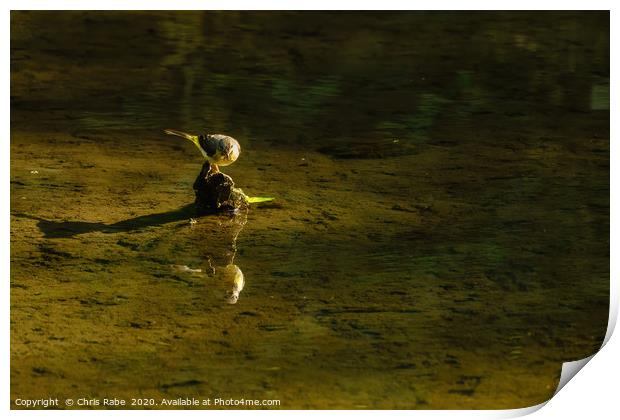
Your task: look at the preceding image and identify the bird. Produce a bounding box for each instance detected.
[164,129,241,173]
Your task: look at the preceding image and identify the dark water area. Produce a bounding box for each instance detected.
[10,11,609,409]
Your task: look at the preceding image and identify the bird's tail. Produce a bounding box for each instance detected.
[164,129,200,146]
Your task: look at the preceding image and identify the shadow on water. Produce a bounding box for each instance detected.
[13,204,196,238]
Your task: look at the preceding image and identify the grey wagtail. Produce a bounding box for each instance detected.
[165,129,241,172]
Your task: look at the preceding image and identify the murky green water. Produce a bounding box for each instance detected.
[11,11,609,409]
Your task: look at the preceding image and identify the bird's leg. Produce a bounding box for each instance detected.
[211,164,220,174]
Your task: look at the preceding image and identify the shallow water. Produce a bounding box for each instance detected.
[10,11,609,409]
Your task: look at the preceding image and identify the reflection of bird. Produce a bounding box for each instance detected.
[165,129,241,172]
[220,264,245,304]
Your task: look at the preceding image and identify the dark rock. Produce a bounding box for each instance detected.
[193,161,248,215]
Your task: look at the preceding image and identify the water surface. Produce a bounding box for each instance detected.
[10,11,609,409]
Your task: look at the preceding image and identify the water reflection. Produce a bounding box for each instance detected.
[10,12,610,144]
[180,208,248,304]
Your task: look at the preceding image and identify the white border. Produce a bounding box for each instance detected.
[4,1,616,419]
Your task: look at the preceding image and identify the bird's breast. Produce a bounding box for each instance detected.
[204,134,241,166]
